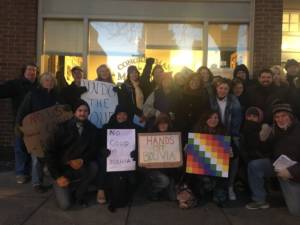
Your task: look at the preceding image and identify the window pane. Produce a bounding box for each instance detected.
[282,23,289,32]
[43,20,83,55]
[283,13,290,23]
[208,24,249,78]
[290,13,299,23]
[41,55,83,85]
[88,22,203,82]
[290,23,299,32]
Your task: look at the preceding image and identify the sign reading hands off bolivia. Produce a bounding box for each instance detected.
[21,105,73,158]
[138,132,183,169]
[107,129,136,172]
[81,79,118,128]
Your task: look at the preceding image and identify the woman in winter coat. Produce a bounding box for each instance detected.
[16,72,60,193]
[101,104,142,212]
[118,65,145,121]
[176,73,210,143]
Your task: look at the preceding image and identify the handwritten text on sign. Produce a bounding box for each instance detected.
[21,105,73,157]
[81,79,118,128]
[107,129,136,172]
[138,132,183,169]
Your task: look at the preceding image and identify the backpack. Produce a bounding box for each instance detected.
[176,183,198,209]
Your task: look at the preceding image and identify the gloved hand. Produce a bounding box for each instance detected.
[259,123,272,141]
[130,151,137,161]
[146,58,155,65]
[105,149,111,158]
[112,86,119,93]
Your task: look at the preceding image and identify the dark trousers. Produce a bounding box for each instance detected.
[53,161,98,210]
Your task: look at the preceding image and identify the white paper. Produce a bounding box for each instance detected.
[107,129,136,172]
[81,79,118,128]
[273,154,297,170]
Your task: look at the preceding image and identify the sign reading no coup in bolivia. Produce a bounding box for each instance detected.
[21,105,73,158]
[81,79,118,128]
[138,132,183,169]
[107,129,136,172]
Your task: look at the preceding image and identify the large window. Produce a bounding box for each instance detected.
[41,20,249,82]
[282,12,300,62]
[208,24,249,77]
[41,20,84,84]
[88,22,203,82]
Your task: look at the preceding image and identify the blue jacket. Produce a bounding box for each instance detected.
[209,94,242,137]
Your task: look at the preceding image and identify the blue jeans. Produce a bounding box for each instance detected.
[14,137,31,176]
[248,158,274,202]
[31,155,45,186]
[53,162,98,210]
[279,179,300,216]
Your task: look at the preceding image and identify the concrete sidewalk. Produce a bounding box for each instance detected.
[0,171,298,225]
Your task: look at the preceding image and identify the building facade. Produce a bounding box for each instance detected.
[0,0,299,153]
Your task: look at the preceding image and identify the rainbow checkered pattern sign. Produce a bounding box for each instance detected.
[186,133,231,178]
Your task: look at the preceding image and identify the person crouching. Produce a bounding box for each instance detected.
[45,100,100,210]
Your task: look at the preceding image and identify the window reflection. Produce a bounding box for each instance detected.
[88,22,203,82]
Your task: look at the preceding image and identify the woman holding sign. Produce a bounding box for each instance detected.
[187,110,229,207]
[144,113,178,201]
[101,104,142,212]
[16,72,60,193]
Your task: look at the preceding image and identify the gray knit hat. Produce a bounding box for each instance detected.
[272,101,293,115]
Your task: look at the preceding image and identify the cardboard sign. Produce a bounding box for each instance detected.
[186,133,231,178]
[81,79,118,128]
[21,105,73,157]
[138,132,183,169]
[106,129,136,172]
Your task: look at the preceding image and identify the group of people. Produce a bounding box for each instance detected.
[0,58,300,216]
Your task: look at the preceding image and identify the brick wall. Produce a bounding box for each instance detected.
[253,0,283,77]
[0,0,38,152]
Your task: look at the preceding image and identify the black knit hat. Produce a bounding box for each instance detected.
[72,99,90,113]
[285,59,299,70]
[114,104,130,114]
[272,101,293,115]
[246,107,264,123]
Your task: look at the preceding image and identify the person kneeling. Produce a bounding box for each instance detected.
[45,100,100,210]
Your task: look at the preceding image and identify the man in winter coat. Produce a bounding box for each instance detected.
[246,102,300,216]
[0,63,38,184]
[45,100,100,210]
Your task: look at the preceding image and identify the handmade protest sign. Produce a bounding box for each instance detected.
[186,133,231,178]
[138,132,182,169]
[81,79,118,128]
[107,129,136,172]
[21,105,73,158]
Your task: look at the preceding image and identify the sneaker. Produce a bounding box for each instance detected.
[16,175,30,184]
[246,201,270,210]
[33,184,49,193]
[228,186,237,201]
